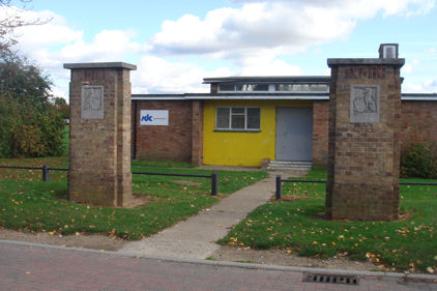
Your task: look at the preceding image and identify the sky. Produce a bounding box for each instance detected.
[1,0,437,100]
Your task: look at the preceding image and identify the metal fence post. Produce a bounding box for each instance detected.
[211,172,218,196]
[275,175,281,200]
[42,165,49,182]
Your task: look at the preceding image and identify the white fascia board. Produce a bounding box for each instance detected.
[185,95,330,100]
[131,95,437,102]
[131,97,186,101]
[401,97,437,101]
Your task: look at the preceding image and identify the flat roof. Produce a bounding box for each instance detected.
[401,93,437,101]
[202,76,330,84]
[131,93,437,102]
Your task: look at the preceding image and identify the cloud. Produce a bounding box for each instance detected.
[233,0,435,16]
[59,30,143,62]
[3,5,309,96]
[150,0,435,57]
[238,51,303,76]
[1,6,147,98]
[132,56,232,93]
[403,79,437,93]
[1,1,435,97]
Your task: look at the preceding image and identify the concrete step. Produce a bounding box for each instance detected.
[267,160,312,171]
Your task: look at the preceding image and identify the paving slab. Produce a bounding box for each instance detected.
[119,174,278,259]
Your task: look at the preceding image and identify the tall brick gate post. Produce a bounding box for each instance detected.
[64,62,136,207]
[326,54,404,220]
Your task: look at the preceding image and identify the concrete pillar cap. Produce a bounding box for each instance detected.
[63,62,137,70]
[327,58,404,68]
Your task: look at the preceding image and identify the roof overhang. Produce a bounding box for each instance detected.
[202,76,330,84]
[132,93,329,101]
[131,93,437,102]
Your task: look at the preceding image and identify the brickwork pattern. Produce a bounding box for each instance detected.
[326,63,403,220]
[134,101,194,162]
[313,101,437,167]
[68,67,133,207]
[191,101,204,165]
[312,101,329,166]
[401,101,437,150]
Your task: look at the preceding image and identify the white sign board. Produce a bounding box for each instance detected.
[140,110,169,126]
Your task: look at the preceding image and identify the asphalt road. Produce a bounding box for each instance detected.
[0,240,435,291]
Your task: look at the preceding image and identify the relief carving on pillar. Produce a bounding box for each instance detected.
[81,85,104,119]
[350,85,379,123]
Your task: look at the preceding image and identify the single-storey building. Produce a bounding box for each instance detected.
[131,76,437,168]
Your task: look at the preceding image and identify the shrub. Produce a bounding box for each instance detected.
[0,52,65,158]
[401,143,437,179]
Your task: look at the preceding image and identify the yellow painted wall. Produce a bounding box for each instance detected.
[203,100,311,167]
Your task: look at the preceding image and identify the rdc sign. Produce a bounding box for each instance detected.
[140,110,169,126]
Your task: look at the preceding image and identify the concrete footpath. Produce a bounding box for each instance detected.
[119,174,276,259]
[1,240,436,291]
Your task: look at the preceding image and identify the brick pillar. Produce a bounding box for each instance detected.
[64,62,137,207]
[192,101,204,165]
[312,101,329,166]
[326,58,404,220]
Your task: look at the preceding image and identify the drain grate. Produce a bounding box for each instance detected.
[303,273,359,286]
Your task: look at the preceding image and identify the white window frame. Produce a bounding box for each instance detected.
[215,106,261,131]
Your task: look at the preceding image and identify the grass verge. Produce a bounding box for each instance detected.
[219,168,437,273]
[0,157,267,240]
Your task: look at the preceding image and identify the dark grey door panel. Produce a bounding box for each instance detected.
[276,107,313,161]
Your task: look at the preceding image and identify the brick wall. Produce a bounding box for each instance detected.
[401,101,437,151]
[132,98,436,167]
[313,100,437,166]
[134,100,194,162]
[191,101,204,165]
[312,101,329,166]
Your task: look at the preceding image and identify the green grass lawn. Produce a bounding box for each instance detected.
[219,168,437,273]
[0,157,267,240]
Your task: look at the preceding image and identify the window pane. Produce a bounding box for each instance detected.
[276,83,329,92]
[235,84,269,91]
[309,84,329,92]
[235,84,244,91]
[218,84,235,91]
[247,108,260,129]
[231,107,245,114]
[231,115,245,129]
[275,84,291,91]
[217,108,230,128]
[253,84,269,91]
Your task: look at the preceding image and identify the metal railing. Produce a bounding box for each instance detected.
[132,170,218,196]
[275,176,325,200]
[0,165,219,196]
[275,175,437,200]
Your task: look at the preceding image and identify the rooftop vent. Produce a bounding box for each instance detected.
[379,43,399,59]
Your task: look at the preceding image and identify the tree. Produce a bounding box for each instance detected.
[1,0,46,53]
[0,1,63,158]
[0,54,65,157]
[52,96,70,120]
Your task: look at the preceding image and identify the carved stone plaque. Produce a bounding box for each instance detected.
[81,86,104,119]
[350,85,379,123]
